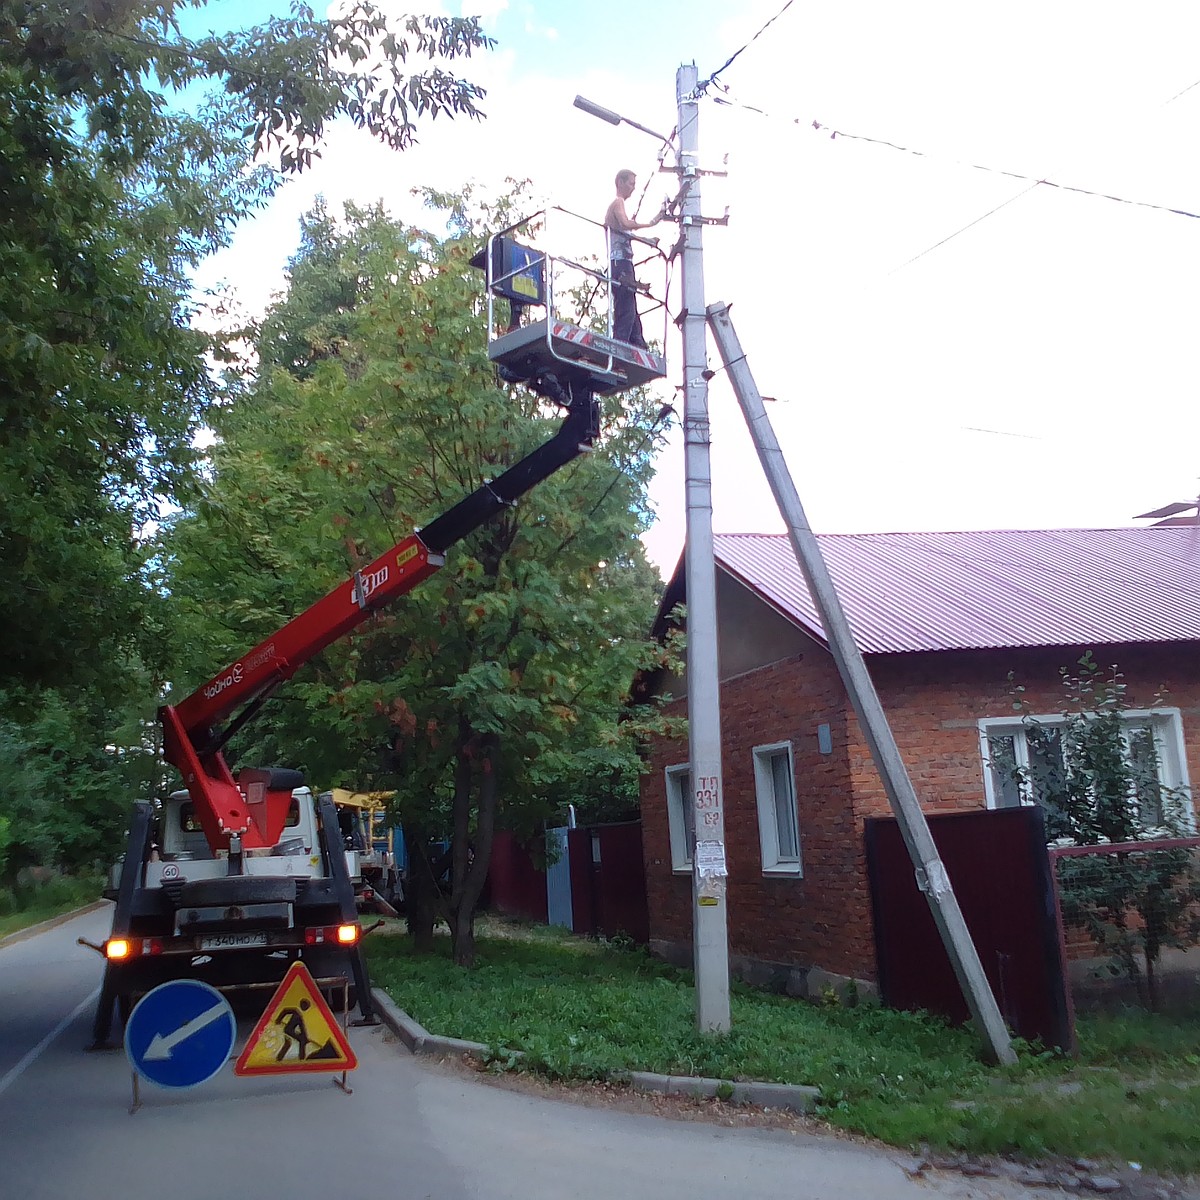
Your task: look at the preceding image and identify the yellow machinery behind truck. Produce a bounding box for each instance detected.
[323,789,401,915]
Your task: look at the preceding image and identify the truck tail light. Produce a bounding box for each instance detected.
[304,923,361,946]
[105,937,164,960]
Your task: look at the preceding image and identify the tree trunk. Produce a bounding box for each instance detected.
[452,915,476,968]
[402,820,443,954]
[445,725,475,965]
[1142,888,1165,1013]
[447,730,500,968]
[405,861,436,953]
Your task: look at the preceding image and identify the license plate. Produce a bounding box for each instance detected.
[198,932,269,951]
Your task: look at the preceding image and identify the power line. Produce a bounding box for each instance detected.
[807,118,1200,222]
[633,129,678,219]
[695,0,796,96]
[887,183,1038,275]
[962,425,1044,441]
[709,87,1200,224]
[693,14,1200,281]
[692,4,1200,237]
[1163,76,1200,105]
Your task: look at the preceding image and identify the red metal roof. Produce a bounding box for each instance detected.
[713,528,1200,654]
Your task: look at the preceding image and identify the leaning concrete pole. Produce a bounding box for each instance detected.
[706,301,1016,1066]
[678,63,731,1033]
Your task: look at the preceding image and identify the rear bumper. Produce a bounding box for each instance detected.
[103,939,359,999]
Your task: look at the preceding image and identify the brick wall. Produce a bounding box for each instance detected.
[641,634,873,981]
[859,643,1200,820]
[640,625,1200,987]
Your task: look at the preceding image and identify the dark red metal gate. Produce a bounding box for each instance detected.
[864,805,1073,1050]
[488,821,649,944]
[568,821,649,944]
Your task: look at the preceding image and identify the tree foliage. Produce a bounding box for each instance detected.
[4,2,491,171]
[0,1,491,880]
[162,189,681,964]
[0,684,169,879]
[1011,653,1200,1010]
[1,0,490,692]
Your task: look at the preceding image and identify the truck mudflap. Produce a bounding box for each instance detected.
[315,791,376,1025]
[91,801,154,1048]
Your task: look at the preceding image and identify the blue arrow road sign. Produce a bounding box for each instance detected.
[124,980,236,1090]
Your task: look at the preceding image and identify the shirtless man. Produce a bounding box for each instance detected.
[604,169,665,348]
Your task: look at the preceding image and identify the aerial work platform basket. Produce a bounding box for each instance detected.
[471,207,668,397]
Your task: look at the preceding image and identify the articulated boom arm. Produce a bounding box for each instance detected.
[162,389,600,852]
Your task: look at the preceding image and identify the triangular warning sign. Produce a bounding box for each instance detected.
[235,961,358,1076]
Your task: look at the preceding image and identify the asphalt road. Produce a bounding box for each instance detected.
[0,906,1078,1200]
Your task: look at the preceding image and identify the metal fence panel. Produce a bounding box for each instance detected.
[866,806,1072,1049]
[1048,836,1200,1019]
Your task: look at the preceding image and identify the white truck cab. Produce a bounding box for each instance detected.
[108,787,361,894]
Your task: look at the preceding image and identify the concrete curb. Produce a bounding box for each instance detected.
[0,899,110,950]
[628,1071,819,1114]
[371,987,818,1113]
[372,988,428,1052]
[371,988,498,1060]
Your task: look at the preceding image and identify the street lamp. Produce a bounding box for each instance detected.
[574,71,731,1033]
[573,95,672,145]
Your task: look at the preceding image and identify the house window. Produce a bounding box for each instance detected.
[753,742,801,875]
[979,708,1193,832]
[664,765,693,872]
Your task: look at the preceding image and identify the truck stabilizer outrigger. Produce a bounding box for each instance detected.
[91,380,600,1047]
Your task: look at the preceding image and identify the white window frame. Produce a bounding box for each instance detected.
[753,741,802,876]
[978,707,1194,833]
[664,764,693,873]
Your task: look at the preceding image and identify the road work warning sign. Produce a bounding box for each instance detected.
[234,962,358,1076]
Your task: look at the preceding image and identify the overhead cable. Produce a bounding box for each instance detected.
[695,0,796,96]
[709,87,1200,223]
[1163,76,1200,105]
[887,184,1039,274]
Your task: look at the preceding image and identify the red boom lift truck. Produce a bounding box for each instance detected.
[90,218,667,1046]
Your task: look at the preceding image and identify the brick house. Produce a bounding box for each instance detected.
[639,527,1200,999]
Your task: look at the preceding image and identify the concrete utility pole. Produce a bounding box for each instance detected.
[677,63,731,1033]
[573,67,731,1032]
[705,302,1016,1066]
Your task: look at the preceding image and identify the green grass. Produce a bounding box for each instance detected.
[0,873,103,940]
[367,919,1200,1176]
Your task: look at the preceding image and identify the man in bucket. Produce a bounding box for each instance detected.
[604,168,665,348]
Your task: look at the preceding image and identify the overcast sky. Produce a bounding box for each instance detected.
[188,1,1200,573]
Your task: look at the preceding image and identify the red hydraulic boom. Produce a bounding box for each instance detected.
[163,387,600,853]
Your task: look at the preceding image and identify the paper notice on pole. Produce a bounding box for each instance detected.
[917,859,952,899]
[695,840,728,878]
